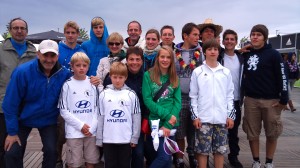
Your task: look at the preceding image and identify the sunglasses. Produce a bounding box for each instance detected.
[163,137,184,155]
[108,42,121,46]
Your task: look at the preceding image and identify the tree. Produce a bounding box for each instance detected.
[1,23,11,39]
[79,28,89,40]
[239,36,250,48]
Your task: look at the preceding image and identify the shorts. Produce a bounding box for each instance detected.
[242,97,283,140]
[66,136,99,167]
[175,94,191,139]
[194,123,229,155]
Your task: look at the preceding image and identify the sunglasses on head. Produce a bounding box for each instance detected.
[108,42,121,46]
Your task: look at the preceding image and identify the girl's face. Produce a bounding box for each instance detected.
[146,33,159,50]
[158,49,171,72]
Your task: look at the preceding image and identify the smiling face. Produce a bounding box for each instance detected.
[127,53,143,74]
[127,22,142,42]
[146,33,160,50]
[158,48,171,74]
[37,51,58,75]
[222,34,237,51]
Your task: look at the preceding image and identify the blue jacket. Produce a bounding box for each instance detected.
[2,59,71,135]
[81,19,109,76]
[58,41,84,71]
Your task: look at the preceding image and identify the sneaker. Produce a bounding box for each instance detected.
[252,161,261,168]
[264,163,274,168]
[229,157,243,168]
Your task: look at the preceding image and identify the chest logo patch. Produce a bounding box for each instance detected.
[247,55,259,71]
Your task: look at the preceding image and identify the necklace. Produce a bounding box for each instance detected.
[175,48,201,70]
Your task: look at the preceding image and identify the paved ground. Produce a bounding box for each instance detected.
[24,88,300,168]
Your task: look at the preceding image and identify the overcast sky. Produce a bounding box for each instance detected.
[1,0,299,45]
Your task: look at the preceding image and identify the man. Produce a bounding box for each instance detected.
[198,18,223,46]
[160,25,176,50]
[242,24,288,168]
[218,29,244,168]
[0,17,36,168]
[123,20,145,50]
[2,40,70,168]
[56,21,84,168]
[174,22,203,168]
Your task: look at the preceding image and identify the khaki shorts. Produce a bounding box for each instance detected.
[242,97,283,141]
[66,136,99,167]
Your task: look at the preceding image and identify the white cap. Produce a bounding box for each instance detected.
[38,40,58,55]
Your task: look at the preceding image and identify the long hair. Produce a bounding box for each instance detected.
[149,45,178,88]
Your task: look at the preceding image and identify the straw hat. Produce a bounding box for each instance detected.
[198,18,223,36]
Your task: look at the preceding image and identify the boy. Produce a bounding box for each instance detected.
[58,52,99,168]
[96,62,141,168]
[190,38,235,168]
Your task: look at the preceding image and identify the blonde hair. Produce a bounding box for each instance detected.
[64,21,79,33]
[149,45,178,88]
[106,32,124,45]
[109,62,128,78]
[70,52,90,65]
[91,17,104,27]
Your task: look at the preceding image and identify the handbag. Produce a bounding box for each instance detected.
[141,79,171,135]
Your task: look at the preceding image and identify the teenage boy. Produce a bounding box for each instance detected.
[58,52,99,168]
[96,62,141,168]
[242,24,288,168]
[190,38,235,168]
[174,22,203,168]
[218,29,244,168]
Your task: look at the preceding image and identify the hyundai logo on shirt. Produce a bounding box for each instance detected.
[75,100,91,109]
[110,109,125,118]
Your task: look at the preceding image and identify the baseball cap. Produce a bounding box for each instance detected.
[163,137,184,155]
[38,39,58,55]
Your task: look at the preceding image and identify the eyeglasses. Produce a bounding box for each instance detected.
[108,42,121,46]
[12,27,27,31]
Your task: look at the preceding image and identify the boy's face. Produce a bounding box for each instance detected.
[111,74,127,89]
[64,27,79,45]
[184,27,199,48]
[205,47,219,60]
[250,32,265,49]
[92,23,104,38]
[71,59,89,80]
[222,34,237,51]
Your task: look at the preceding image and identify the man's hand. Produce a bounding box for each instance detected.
[238,44,252,53]
[4,135,21,151]
[90,76,100,86]
[226,118,234,129]
[272,102,287,111]
[130,143,136,148]
[193,118,201,129]
[168,115,176,126]
[81,124,92,137]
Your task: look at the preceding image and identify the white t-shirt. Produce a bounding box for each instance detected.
[224,53,241,100]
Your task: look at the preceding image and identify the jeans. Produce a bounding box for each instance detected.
[228,101,241,158]
[5,124,57,168]
[150,136,173,168]
[131,133,156,168]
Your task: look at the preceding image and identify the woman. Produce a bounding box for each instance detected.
[82,17,110,76]
[287,52,299,112]
[96,32,126,91]
[143,29,161,71]
[142,46,181,168]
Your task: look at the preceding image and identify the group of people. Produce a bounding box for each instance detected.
[0,16,293,168]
